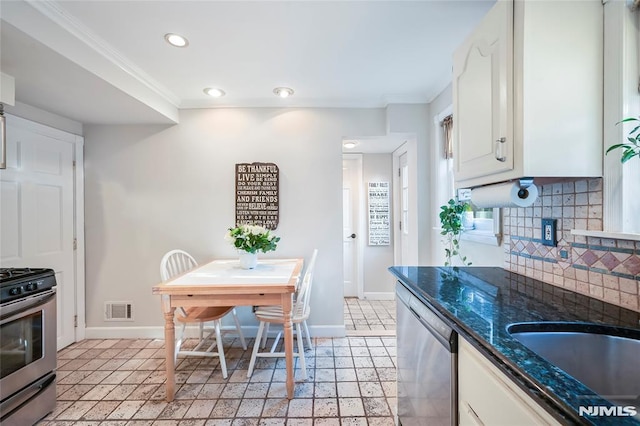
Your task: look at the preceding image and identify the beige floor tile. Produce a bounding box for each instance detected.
[258,419,286,426]
[103,384,137,400]
[287,398,313,417]
[50,335,398,424]
[80,401,120,420]
[235,398,264,417]
[107,400,146,420]
[209,399,240,418]
[56,401,97,420]
[261,399,288,417]
[338,397,365,416]
[58,384,95,400]
[336,382,360,398]
[244,383,270,398]
[159,400,192,419]
[132,400,168,419]
[312,398,338,417]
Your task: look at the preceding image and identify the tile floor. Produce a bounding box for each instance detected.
[343,299,395,334]
[42,335,397,425]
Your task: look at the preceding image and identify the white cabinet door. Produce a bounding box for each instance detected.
[453,0,513,182]
[1,117,77,350]
[452,1,602,188]
[458,338,561,426]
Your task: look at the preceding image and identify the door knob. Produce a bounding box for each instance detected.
[347,233,356,239]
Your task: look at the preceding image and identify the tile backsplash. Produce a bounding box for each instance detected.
[503,178,640,313]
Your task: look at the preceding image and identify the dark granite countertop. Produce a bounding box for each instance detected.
[388,266,640,426]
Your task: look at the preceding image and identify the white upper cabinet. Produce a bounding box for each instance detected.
[453,0,603,188]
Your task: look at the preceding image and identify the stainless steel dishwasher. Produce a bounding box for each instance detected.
[396,282,458,426]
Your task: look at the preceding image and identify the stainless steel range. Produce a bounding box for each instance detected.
[0,268,57,426]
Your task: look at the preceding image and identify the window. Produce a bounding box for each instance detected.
[434,106,502,246]
[598,1,640,237]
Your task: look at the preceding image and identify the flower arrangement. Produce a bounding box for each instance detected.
[225,224,280,254]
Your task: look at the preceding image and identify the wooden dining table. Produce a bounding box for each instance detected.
[152,257,304,401]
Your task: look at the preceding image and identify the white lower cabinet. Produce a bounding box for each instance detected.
[458,338,561,426]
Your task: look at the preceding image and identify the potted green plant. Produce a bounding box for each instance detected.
[225,223,280,269]
[606,116,640,163]
[439,199,472,267]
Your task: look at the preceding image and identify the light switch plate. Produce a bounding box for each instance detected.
[541,218,557,247]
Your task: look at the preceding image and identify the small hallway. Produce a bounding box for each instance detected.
[344,298,396,336]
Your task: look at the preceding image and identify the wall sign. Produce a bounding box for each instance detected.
[368,181,390,246]
[235,162,279,229]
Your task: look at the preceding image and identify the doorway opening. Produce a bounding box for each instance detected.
[342,135,416,335]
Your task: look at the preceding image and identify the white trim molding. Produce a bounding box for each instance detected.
[363,292,395,301]
[570,229,640,242]
[603,0,640,234]
[84,325,347,340]
[25,0,180,107]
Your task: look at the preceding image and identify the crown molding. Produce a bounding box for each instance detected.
[25,0,181,107]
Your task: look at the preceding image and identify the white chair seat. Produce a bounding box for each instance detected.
[160,249,247,379]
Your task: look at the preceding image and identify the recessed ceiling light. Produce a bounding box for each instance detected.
[164,33,189,47]
[273,87,294,98]
[203,87,225,98]
[343,140,359,149]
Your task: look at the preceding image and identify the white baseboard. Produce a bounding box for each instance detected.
[308,325,345,338]
[363,292,395,300]
[84,324,346,340]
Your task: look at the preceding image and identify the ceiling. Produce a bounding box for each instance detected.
[0,0,494,126]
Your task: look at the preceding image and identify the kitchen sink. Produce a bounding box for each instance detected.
[507,322,640,407]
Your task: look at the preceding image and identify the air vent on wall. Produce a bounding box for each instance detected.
[104,301,133,321]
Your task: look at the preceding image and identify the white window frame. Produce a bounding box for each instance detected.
[433,105,502,246]
[575,0,640,241]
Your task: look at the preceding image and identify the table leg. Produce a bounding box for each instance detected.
[282,292,294,399]
[161,295,176,402]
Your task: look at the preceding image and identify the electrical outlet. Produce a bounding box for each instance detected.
[541,218,557,247]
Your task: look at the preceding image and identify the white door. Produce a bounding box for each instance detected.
[398,152,410,265]
[342,155,361,298]
[0,117,77,349]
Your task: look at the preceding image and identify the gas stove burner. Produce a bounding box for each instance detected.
[0,268,53,283]
[0,267,36,278]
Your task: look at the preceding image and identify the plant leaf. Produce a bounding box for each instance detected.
[606,143,626,153]
[621,150,637,163]
[617,117,640,124]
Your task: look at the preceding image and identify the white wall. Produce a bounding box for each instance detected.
[83,107,387,336]
[385,104,431,264]
[362,153,395,297]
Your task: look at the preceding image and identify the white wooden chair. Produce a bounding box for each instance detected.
[160,249,247,378]
[247,249,318,379]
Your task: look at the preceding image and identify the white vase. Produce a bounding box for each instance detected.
[461,211,475,230]
[239,251,258,269]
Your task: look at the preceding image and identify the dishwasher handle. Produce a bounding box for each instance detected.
[407,299,457,352]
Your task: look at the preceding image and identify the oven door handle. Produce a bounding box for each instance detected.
[0,290,56,322]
